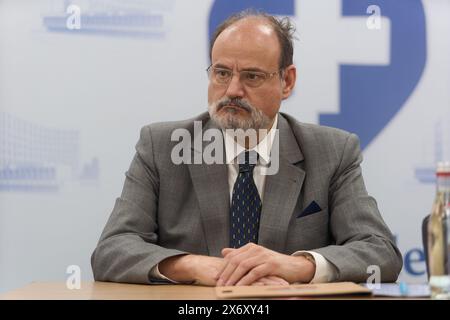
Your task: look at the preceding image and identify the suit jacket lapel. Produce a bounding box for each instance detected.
[188,118,229,257]
[258,115,306,253]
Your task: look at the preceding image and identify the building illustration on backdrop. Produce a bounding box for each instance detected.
[415,120,449,184]
[0,112,98,192]
[42,0,175,38]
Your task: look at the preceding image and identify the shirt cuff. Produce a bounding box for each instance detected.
[149,263,181,284]
[292,250,338,283]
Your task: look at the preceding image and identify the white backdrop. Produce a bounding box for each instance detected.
[1,0,449,292]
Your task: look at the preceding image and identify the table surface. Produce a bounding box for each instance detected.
[0,282,427,300]
[1,282,219,300]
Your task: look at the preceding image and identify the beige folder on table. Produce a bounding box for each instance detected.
[215,282,372,299]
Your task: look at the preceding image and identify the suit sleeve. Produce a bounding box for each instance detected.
[313,133,403,283]
[91,125,187,284]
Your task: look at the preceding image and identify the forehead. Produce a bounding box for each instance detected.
[211,18,281,69]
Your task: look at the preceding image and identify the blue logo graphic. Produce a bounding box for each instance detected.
[208,0,427,150]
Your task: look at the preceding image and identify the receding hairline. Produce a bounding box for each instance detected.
[213,16,280,47]
[212,18,281,55]
[216,16,278,40]
[209,11,296,69]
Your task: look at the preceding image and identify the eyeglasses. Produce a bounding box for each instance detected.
[206,65,282,88]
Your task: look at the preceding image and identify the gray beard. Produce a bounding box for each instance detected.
[208,99,272,131]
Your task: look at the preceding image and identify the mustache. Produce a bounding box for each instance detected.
[217,98,252,113]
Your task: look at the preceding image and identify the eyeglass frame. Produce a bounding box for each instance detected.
[206,64,284,88]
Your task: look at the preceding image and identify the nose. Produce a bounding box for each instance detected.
[224,72,245,98]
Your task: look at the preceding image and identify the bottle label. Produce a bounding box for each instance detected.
[430,276,450,288]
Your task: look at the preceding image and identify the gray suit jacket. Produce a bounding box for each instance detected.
[91,112,402,284]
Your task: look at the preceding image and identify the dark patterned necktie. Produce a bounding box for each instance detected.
[229,151,262,248]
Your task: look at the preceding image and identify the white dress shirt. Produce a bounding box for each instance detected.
[151,113,337,283]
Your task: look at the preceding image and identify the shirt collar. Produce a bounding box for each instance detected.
[223,113,278,165]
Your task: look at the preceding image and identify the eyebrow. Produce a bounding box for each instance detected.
[213,63,232,70]
[212,64,267,73]
[240,67,266,73]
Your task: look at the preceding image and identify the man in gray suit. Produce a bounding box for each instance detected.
[91,11,402,286]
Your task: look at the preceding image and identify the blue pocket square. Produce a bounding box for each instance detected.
[297,201,322,218]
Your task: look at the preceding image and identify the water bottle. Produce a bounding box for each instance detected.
[428,161,450,299]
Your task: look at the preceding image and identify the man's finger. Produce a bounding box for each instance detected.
[217,255,249,286]
[221,248,235,256]
[235,264,271,286]
[223,256,263,286]
[259,276,289,286]
[251,281,265,286]
[217,245,254,285]
[217,247,256,286]
[221,243,252,258]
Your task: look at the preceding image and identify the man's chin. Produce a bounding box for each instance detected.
[219,111,247,120]
[212,115,251,130]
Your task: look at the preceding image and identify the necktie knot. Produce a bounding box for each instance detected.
[237,151,258,173]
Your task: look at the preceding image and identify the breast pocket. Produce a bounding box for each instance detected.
[285,207,330,252]
[296,207,328,224]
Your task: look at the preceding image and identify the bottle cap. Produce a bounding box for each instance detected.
[436,161,450,175]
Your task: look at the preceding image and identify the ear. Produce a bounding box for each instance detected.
[281,65,296,100]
